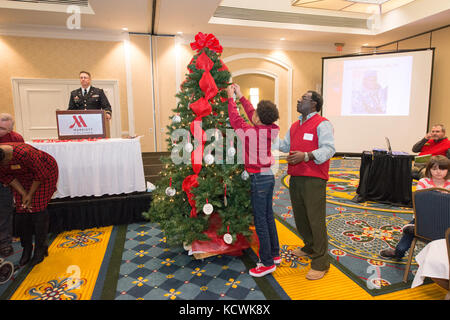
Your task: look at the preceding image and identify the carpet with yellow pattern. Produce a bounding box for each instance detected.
[271,157,440,297]
[1,158,447,301]
[2,226,113,300]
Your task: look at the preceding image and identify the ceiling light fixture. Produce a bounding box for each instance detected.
[122,27,128,31]
[280,38,285,41]
[346,0,390,4]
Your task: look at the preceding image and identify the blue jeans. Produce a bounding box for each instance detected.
[250,172,279,266]
[395,219,415,258]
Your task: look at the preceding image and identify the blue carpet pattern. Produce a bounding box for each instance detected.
[115,222,266,300]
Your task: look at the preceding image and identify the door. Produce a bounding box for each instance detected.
[12,78,121,140]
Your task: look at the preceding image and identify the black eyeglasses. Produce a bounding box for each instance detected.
[298,96,313,104]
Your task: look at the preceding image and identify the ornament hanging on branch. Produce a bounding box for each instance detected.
[172,114,181,124]
[165,178,176,197]
[227,140,236,157]
[204,153,215,165]
[202,198,213,215]
[224,184,227,207]
[146,181,156,192]
[241,170,250,181]
[184,135,193,153]
[223,225,233,245]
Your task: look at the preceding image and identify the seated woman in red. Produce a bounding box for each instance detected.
[0,143,58,267]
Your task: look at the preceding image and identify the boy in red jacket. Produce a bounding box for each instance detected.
[227,84,280,277]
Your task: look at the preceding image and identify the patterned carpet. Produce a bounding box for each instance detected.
[273,158,425,295]
[115,222,267,300]
[1,157,448,300]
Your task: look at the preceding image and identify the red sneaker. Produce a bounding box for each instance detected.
[249,263,276,277]
[273,256,282,265]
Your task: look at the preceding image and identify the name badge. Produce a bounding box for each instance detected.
[10,164,21,170]
[92,94,100,98]
[303,133,314,141]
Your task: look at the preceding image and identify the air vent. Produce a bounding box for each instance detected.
[6,0,89,6]
[214,6,369,30]
[0,0,93,13]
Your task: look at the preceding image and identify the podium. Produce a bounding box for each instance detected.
[56,110,110,139]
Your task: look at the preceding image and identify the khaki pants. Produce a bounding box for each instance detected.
[289,175,329,271]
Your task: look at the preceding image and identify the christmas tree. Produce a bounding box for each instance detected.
[143,32,254,256]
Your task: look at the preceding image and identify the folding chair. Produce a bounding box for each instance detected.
[403,188,450,283]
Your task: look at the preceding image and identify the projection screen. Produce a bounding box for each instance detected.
[322,48,434,154]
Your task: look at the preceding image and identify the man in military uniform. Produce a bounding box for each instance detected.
[68,71,112,120]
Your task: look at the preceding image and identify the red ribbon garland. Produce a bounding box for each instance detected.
[182,38,223,218]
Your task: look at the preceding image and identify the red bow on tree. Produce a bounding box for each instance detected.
[190,32,223,53]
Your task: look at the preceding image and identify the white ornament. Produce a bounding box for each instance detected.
[223,233,233,245]
[204,154,215,165]
[241,170,249,180]
[165,187,176,197]
[227,147,236,157]
[184,142,193,153]
[183,242,192,251]
[203,203,214,215]
[146,181,156,192]
[172,115,181,123]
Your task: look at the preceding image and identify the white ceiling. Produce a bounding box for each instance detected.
[0,0,449,53]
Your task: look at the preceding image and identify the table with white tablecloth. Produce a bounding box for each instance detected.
[411,239,449,288]
[23,138,149,233]
[29,138,146,199]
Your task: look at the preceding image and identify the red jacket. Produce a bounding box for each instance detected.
[419,138,450,157]
[228,97,279,173]
[287,114,330,181]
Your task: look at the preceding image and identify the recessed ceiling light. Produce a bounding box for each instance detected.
[122,27,128,31]
[280,38,285,41]
[362,43,369,46]
[177,31,183,35]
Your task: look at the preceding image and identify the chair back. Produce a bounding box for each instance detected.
[413,188,450,242]
[446,228,450,281]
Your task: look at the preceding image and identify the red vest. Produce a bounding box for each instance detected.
[419,138,450,156]
[287,114,330,181]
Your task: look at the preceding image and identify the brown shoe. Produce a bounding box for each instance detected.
[380,248,396,258]
[306,268,329,280]
[292,247,309,257]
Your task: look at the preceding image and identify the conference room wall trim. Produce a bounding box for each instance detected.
[223,53,293,129]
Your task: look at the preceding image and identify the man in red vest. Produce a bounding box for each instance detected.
[277,91,335,280]
[0,113,24,258]
[412,124,450,179]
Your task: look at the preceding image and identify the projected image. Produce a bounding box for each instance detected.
[322,49,433,153]
[351,70,387,114]
[341,56,413,116]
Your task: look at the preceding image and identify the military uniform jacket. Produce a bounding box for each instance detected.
[68,86,112,115]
